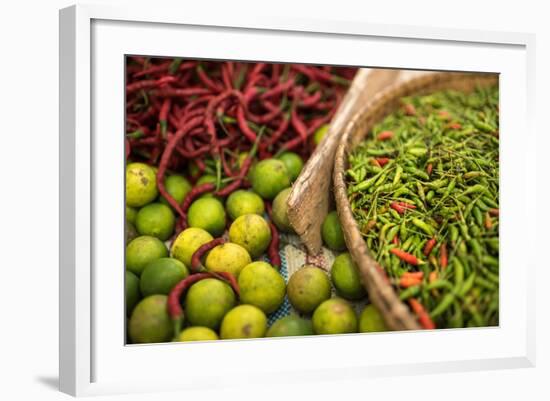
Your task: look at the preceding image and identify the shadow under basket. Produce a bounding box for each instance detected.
[333,72,499,331]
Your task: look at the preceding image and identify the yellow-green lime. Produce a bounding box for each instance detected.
[204,242,252,278]
[330,252,366,300]
[196,174,216,185]
[220,305,267,339]
[140,257,189,296]
[238,261,286,314]
[187,197,226,237]
[271,187,294,233]
[128,295,172,344]
[135,203,175,241]
[266,315,314,337]
[185,278,236,330]
[176,327,219,342]
[312,298,358,335]
[126,235,168,276]
[359,304,388,333]
[277,152,304,182]
[249,158,291,200]
[171,227,213,267]
[125,270,141,316]
[228,214,271,258]
[313,124,329,145]
[126,162,158,207]
[225,190,265,220]
[287,265,331,314]
[322,211,346,251]
[126,206,138,224]
[159,175,192,208]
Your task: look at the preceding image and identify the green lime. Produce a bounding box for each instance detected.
[140,257,189,296]
[204,242,252,278]
[126,235,168,276]
[266,315,314,337]
[225,190,265,220]
[126,206,138,224]
[185,278,236,330]
[126,162,158,207]
[171,227,213,267]
[359,304,388,332]
[176,327,219,342]
[196,174,216,186]
[187,197,226,237]
[287,265,331,314]
[250,158,291,200]
[313,124,329,145]
[238,261,286,314]
[228,214,271,259]
[125,270,141,316]
[330,252,366,300]
[312,298,358,335]
[128,295,172,344]
[159,175,192,208]
[220,305,267,339]
[126,221,138,244]
[277,152,304,182]
[135,203,175,241]
[322,211,346,251]
[271,187,294,233]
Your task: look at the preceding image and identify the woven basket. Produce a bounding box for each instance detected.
[333,72,499,331]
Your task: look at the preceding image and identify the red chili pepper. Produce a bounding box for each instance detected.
[423,237,437,256]
[439,242,448,269]
[290,106,308,144]
[485,212,493,229]
[375,157,390,167]
[447,122,462,130]
[426,163,433,176]
[190,238,226,273]
[488,208,499,216]
[268,222,281,269]
[390,202,406,214]
[429,271,438,283]
[377,130,394,141]
[399,276,423,288]
[390,248,421,266]
[408,299,436,330]
[403,103,416,116]
[392,235,399,245]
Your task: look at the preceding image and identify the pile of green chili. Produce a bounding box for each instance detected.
[346,85,499,329]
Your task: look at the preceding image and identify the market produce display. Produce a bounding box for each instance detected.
[124,57,381,344]
[346,85,499,329]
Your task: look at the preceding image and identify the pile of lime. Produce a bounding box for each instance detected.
[125,154,389,344]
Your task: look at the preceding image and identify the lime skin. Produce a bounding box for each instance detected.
[140,257,189,297]
[159,175,192,208]
[238,261,286,314]
[321,211,347,251]
[185,278,237,330]
[330,252,366,300]
[176,327,219,342]
[271,187,294,233]
[126,235,168,276]
[266,315,314,337]
[171,227,213,268]
[228,214,271,259]
[359,304,389,333]
[187,197,226,237]
[125,270,141,317]
[312,298,358,335]
[220,304,267,339]
[128,295,173,344]
[126,162,158,207]
[250,158,291,200]
[225,190,265,220]
[135,203,176,241]
[204,242,252,279]
[277,152,304,182]
[287,265,332,314]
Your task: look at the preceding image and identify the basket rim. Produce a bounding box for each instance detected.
[333,71,499,331]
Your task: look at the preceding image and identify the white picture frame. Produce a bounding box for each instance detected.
[59,3,536,397]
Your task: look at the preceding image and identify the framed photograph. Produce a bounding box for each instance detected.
[59,3,536,397]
